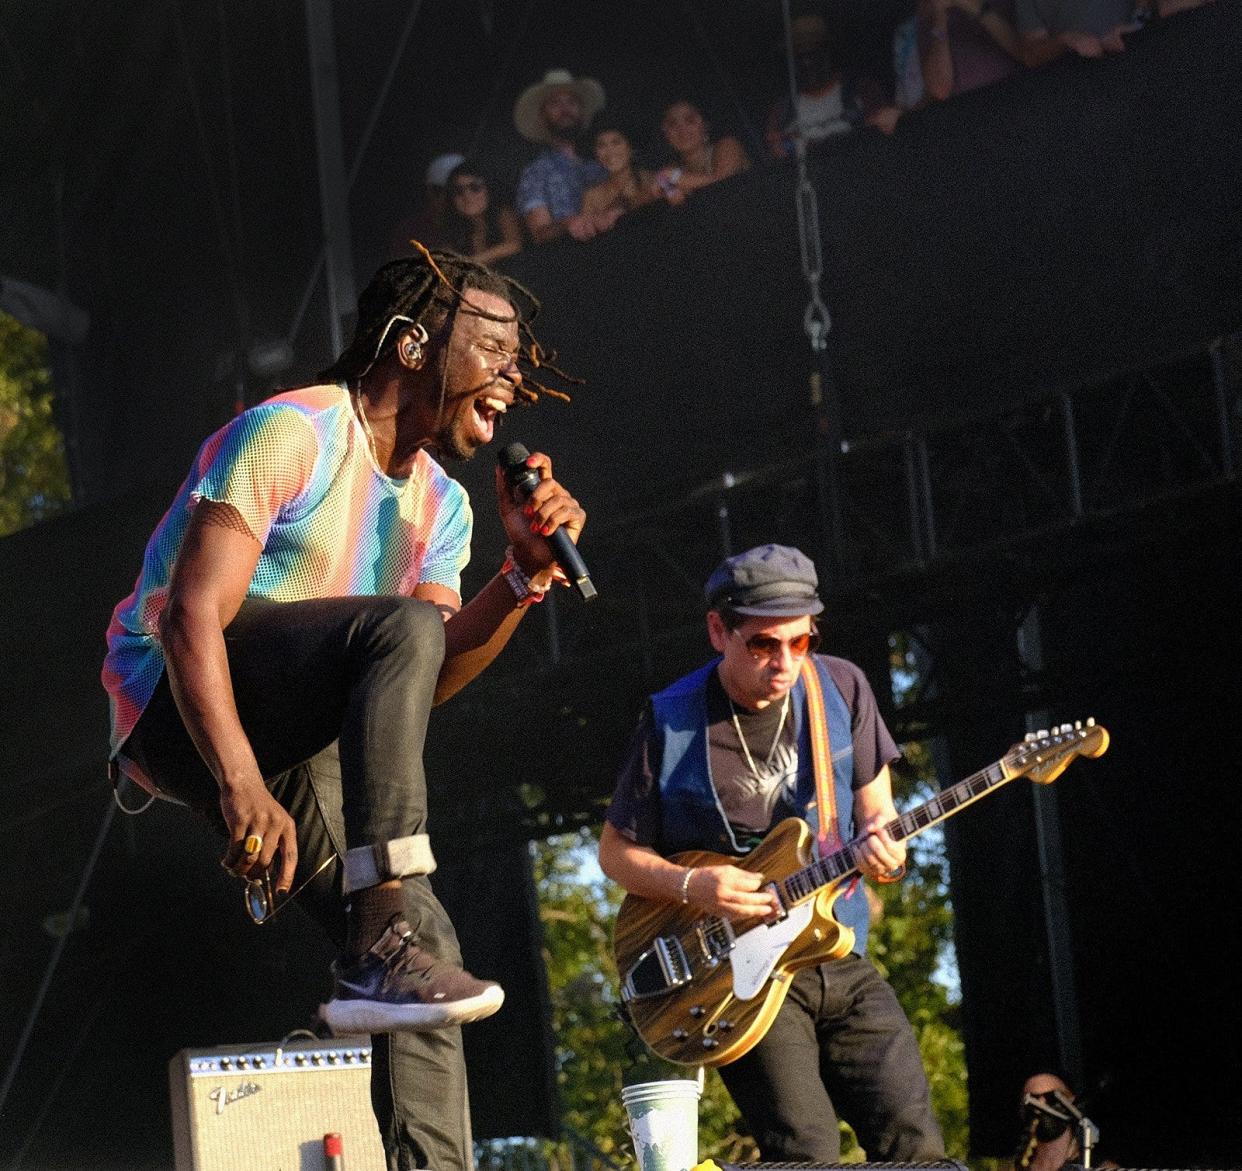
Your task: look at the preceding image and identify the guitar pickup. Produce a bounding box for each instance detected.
[621,936,691,1002]
[695,916,735,962]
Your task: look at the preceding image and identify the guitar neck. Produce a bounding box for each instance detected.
[783,758,1012,902]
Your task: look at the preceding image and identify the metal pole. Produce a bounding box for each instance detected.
[916,435,937,560]
[1060,393,1084,518]
[1210,339,1236,480]
[904,434,924,563]
[304,0,357,355]
[1018,605,1084,1091]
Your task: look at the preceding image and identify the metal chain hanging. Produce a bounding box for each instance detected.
[781,0,833,353]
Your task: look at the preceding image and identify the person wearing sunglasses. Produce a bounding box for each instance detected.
[102,248,586,1171]
[599,543,943,1165]
[441,161,523,266]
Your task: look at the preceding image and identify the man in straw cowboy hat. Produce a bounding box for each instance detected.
[513,68,608,244]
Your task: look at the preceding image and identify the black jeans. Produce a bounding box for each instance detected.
[718,955,945,1162]
[122,595,472,1171]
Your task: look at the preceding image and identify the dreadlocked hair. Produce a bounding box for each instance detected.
[317,243,579,404]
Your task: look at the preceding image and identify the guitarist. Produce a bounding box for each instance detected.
[598,544,944,1163]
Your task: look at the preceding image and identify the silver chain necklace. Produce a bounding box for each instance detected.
[728,693,790,784]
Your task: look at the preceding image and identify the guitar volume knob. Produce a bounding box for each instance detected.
[689,1005,705,1018]
[672,1029,688,1040]
[702,1038,719,1049]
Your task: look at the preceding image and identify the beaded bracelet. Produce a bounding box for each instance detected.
[679,866,695,904]
[501,546,550,608]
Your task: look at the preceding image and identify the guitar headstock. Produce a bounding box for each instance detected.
[1002,719,1110,784]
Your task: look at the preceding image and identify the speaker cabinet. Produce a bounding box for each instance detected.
[169,1038,386,1170]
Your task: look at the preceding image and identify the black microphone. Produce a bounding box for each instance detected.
[498,442,597,602]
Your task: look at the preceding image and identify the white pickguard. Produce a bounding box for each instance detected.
[729,901,816,1000]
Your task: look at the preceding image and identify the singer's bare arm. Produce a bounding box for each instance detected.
[418,452,585,704]
[160,503,299,892]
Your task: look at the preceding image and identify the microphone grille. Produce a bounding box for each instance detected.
[498,442,530,470]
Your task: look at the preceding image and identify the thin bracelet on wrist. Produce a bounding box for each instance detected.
[679,866,695,904]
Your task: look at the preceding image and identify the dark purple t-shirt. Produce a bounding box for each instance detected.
[606,655,900,853]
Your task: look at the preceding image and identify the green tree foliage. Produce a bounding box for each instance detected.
[533,830,760,1165]
[873,757,971,1158]
[533,800,973,1165]
[0,311,71,535]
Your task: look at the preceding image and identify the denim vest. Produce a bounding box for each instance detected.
[650,656,870,954]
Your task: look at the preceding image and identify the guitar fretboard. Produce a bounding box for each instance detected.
[780,759,1010,904]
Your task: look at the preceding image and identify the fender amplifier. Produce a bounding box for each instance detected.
[169,1038,386,1170]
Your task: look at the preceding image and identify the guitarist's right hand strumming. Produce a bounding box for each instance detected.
[598,824,782,920]
[683,861,782,919]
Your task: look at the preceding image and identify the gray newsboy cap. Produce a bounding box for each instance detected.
[704,544,824,618]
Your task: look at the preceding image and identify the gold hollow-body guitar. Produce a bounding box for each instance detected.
[612,721,1109,1067]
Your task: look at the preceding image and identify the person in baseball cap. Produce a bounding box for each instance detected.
[424,151,466,189]
[599,540,944,1166]
[513,69,608,244]
[385,150,465,260]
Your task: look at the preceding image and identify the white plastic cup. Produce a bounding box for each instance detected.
[620,1079,702,1171]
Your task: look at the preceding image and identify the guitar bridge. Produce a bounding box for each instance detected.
[620,936,691,1002]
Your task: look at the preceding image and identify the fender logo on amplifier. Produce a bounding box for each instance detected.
[169,1039,385,1170]
[206,1081,261,1114]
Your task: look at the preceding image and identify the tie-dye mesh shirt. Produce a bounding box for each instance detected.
[102,383,472,755]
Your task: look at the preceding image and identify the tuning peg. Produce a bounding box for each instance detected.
[1024,732,1036,742]
[1059,723,1072,733]
[1037,729,1049,739]
[1086,717,1095,727]
[1074,720,1082,730]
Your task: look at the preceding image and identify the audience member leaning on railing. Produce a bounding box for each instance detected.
[438,161,523,267]
[574,124,657,240]
[766,13,903,149]
[905,0,1218,114]
[650,97,751,207]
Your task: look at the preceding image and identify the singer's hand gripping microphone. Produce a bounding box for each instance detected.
[498,443,597,601]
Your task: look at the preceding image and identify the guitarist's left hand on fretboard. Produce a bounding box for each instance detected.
[854,816,907,881]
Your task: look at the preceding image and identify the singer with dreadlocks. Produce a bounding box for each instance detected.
[101,248,585,1170]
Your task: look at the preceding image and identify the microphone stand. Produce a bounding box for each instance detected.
[1049,1088,1099,1169]
[1021,1091,1100,1170]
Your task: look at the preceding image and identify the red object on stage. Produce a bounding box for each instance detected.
[324,1131,345,1169]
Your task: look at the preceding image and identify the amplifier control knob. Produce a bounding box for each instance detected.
[313,1053,325,1065]
[343,1051,355,1062]
[255,1057,266,1068]
[220,1058,232,1069]
[295,1054,306,1065]
[328,1053,339,1064]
